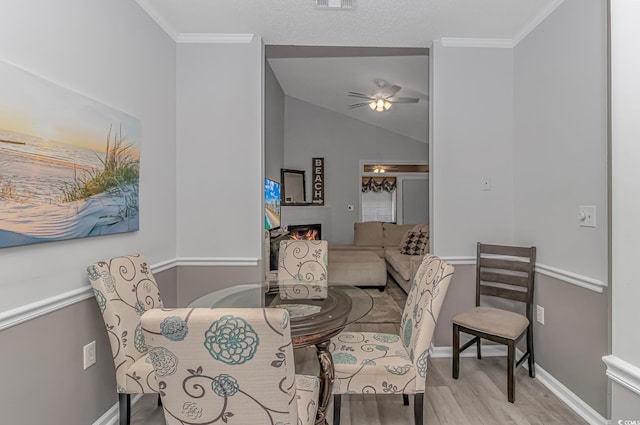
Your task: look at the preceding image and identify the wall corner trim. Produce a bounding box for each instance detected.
[432,345,608,425]
[512,0,565,46]
[439,38,514,49]
[439,256,606,293]
[93,394,143,425]
[603,355,640,397]
[176,33,255,44]
[175,257,259,266]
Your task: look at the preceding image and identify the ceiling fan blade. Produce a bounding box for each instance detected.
[348,102,370,109]
[348,92,376,100]
[388,97,419,104]
[382,85,401,98]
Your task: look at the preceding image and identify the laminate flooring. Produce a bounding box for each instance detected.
[130,279,588,425]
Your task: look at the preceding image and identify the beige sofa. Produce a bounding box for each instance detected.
[330,221,429,293]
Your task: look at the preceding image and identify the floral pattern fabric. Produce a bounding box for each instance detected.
[329,254,454,395]
[278,240,328,299]
[141,307,320,425]
[87,254,163,394]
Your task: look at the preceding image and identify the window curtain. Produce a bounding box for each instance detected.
[361,177,397,193]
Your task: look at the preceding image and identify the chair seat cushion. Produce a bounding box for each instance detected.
[452,306,529,340]
[329,332,418,395]
[124,352,158,393]
[295,374,320,425]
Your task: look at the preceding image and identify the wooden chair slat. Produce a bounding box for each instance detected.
[480,244,534,258]
[479,257,531,272]
[479,270,530,288]
[479,285,528,302]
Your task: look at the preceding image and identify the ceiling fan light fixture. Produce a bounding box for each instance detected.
[369,98,389,112]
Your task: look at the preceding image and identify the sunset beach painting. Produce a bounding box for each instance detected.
[0,60,141,249]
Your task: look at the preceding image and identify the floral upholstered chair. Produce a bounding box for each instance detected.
[277,239,329,300]
[329,254,454,425]
[140,307,320,425]
[87,254,163,425]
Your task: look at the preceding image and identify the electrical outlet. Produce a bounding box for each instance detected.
[536,305,545,325]
[83,341,96,370]
[481,176,491,191]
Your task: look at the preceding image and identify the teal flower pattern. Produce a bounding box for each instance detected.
[93,289,106,314]
[134,301,146,316]
[103,273,116,293]
[182,402,203,420]
[87,266,101,281]
[373,333,400,343]
[375,345,390,352]
[147,347,178,376]
[403,319,413,347]
[385,365,411,375]
[333,353,357,365]
[134,323,148,353]
[204,315,259,365]
[416,349,429,378]
[160,316,189,341]
[212,374,239,397]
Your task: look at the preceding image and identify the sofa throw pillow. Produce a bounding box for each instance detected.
[399,231,429,255]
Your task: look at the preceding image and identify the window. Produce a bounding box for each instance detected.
[361,177,397,222]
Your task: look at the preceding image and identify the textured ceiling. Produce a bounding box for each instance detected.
[136,0,561,142]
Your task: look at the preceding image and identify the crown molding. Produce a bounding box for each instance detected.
[134,0,179,41]
[177,34,255,44]
[439,38,514,49]
[512,0,565,46]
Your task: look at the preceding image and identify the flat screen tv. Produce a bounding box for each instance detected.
[264,178,281,231]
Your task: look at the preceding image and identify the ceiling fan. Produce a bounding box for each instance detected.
[348,80,420,111]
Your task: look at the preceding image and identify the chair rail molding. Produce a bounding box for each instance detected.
[0,256,259,331]
[603,355,640,397]
[439,256,606,293]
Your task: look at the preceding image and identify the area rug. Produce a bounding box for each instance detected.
[357,287,403,323]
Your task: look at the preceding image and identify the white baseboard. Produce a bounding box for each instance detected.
[430,345,609,425]
[93,394,143,425]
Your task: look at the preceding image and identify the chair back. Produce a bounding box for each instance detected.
[87,254,163,391]
[278,239,328,282]
[475,242,536,321]
[400,254,454,390]
[141,307,298,425]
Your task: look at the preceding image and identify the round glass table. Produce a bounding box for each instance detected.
[189,280,374,425]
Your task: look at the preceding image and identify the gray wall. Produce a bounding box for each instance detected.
[513,0,608,283]
[265,60,285,183]
[284,96,428,244]
[176,39,263,259]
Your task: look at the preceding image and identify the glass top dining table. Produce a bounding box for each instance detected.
[188,280,374,425]
[188,280,374,348]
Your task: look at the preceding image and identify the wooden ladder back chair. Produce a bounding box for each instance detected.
[452,242,536,403]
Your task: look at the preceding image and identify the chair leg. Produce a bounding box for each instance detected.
[414,393,424,425]
[157,393,163,407]
[119,393,131,425]
[452,324,460,379]
[333,394,341,425]
[403,394,409,405]
[527,325,536,378]
[507,341,515,403]
[476,336,482,359]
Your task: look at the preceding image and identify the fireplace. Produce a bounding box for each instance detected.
[287,223,322,240]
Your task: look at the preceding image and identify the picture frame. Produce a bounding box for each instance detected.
[281,168,307,205]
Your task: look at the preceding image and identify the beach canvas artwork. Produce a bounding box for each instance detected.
[0,60,141,249]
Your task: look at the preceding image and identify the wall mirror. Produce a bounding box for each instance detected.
[281,169,307,205]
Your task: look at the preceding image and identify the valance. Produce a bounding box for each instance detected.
[361,177,397,193]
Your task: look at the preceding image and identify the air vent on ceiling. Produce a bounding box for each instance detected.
[314,0,354,10]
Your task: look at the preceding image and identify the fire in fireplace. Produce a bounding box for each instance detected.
[288,224,322,240]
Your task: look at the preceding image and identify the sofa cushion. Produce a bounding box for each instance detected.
[328,244,384,258]
[385,248,426,282]
[399,231,428,255]
[383,223,415,248]
[354,221,384,247]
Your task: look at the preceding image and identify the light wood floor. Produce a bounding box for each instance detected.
[131,280,588,425]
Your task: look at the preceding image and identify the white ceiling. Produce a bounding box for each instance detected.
[136,0,562,143]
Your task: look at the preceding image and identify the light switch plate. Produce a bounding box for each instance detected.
[578,206,596,228]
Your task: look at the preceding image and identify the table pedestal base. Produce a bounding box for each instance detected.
[315,341,334,425]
